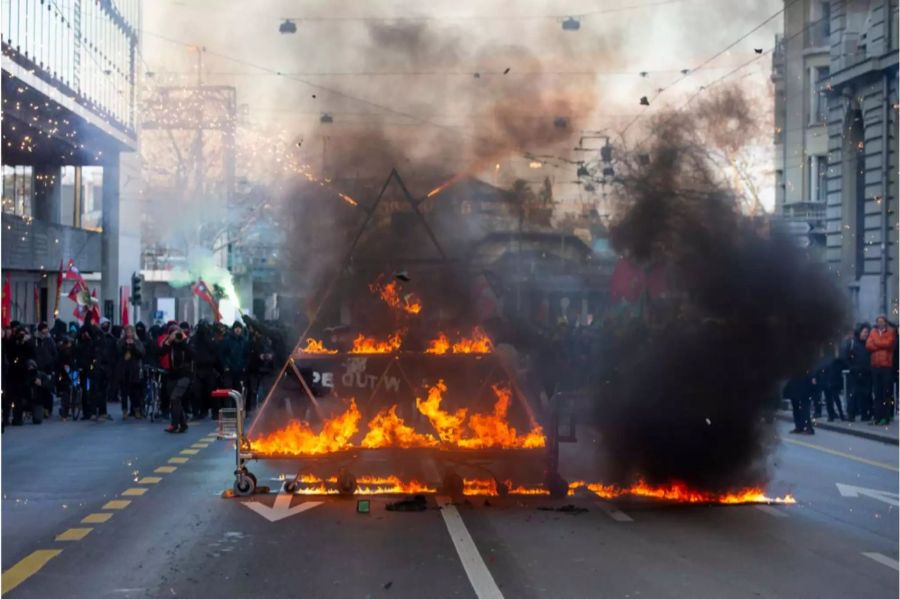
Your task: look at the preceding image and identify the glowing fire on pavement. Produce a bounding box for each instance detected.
[574,480,796,504]
[350,331,404,353]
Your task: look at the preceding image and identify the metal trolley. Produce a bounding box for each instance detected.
[214,387,574,499]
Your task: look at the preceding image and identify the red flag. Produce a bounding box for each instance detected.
[191,279,221,321]
[121,286,130,326]
[53,259,64,317]
[2,275,11,327]
[67,279,83,303]
[34,283,40,321]
[90,289,101,323]
[65,258,86,285]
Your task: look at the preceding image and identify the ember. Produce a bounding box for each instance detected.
[300,338,338,354]
[585,480,796,504]
[369,275,421,314]
[350,331,404,354]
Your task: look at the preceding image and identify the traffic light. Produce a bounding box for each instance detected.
[131,272,142,306]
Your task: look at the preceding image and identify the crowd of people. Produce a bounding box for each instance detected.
[2,314,276,434]
[786,315,898,434]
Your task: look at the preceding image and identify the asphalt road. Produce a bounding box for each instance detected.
[2,416,897,599]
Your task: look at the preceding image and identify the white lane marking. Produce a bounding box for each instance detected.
[836,483,899,506]
[596,503,633,522]
[436,496,504,599]
[241,493,322,522]
[754,505,788,518]
[862,552,900,571]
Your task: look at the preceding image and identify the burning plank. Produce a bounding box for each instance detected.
[360,405,439,448]
[368,275,422,314]
[299,338,339,354]
[425,328,492,354]
[584,480,796,505]
[250,401,361,456]
[350,331,404,354]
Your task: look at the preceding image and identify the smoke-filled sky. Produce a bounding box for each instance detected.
[142,0,782,211]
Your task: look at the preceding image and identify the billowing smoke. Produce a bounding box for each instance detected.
[594,88,847,491]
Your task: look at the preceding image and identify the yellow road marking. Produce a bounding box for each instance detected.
[55,528,92,541]
[155,466,177,474]
[138,477,162,484]
[201,437,216,442]
[168,457,188,464]
[81,513,113,524]
[103,500,131,510]
[121,488,147,497]
[1,549,62,594]
[180,449,199,455]
[190,443,208,449]
[782,437,899,472]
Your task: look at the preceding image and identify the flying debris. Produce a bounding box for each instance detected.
[503,67,511,74]
[754,48,763,54]
[393,270,411,282]
[639,96,650,106]
[279,19,297,34]
[473,72,481,79]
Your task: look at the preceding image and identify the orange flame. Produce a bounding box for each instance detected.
[338,192,358,206]
[360,405,439,448]
[300,338,338,354]
[356,475,437,495]
[425,328,492,354]
[350,331,404,354]
[250,401,361,456]
[462,478,551,496]
[368,276,421,314]
[424,333,451,355]
[586,480,797,504]
[415,382,545,449]
[415,380,467,442]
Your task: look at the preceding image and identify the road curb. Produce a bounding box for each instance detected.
[776,412,899,445]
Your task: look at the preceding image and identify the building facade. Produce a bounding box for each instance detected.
[1,0,141,323]
[775,0,898,322]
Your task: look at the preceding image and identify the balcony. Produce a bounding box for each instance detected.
[2,213,101,272]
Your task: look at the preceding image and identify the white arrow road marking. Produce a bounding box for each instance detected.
[241,493,323,522]
[436,496,504,599]
[836,483,899,506]
[862,552,900,571]
[596,503,633,522]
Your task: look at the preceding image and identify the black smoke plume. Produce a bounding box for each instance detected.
[596,89,847,491]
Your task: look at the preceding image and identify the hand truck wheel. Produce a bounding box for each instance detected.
[442,470,464,497]
[337,469,357,496]
[234,472,256,497]
[283,480,299,494]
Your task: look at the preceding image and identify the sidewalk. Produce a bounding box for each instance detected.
[777,409,899,445]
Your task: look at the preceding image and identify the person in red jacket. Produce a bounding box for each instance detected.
[865,315,897,425]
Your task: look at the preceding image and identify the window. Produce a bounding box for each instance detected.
[2,165,33,217]
[80,166,103,231]
[810,66,830,124]
[808,156,828,203]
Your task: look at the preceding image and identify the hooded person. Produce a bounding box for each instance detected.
[33,322,58,418]
[118,324,146,419]
[842,322,872,421]
[189,320,220,420]
[221,321,249,402]
[74,316,98,419]
[93,319,118,421]
[7,326,35,426]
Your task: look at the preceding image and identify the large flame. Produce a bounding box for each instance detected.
[425,328,492,354]
[250,401,361,455]
[584,480,796,504]
[415,381,545,449]
[369,276,422,314]
[355,475,437,494]
[300,338,338,354]
[350,331,404,354]
[360,405,439,448]
[414,380,467,442]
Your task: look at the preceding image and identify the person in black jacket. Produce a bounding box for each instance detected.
[162,326,193,433]
[118,325,145,419]
[189,321,220,420]
[784,367,817,434]
[8,326,36,426]
[74,318,98,419]
[56,335,75,419]
[842,323,872,422]
[817,344,846,422]
[33,322,58,419]
[93,320,118,421]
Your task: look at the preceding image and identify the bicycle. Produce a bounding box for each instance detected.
[143,367,164,422]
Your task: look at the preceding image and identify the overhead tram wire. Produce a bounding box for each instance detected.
[618,0,804,137]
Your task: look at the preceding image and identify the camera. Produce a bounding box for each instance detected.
[175,332,185,342]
